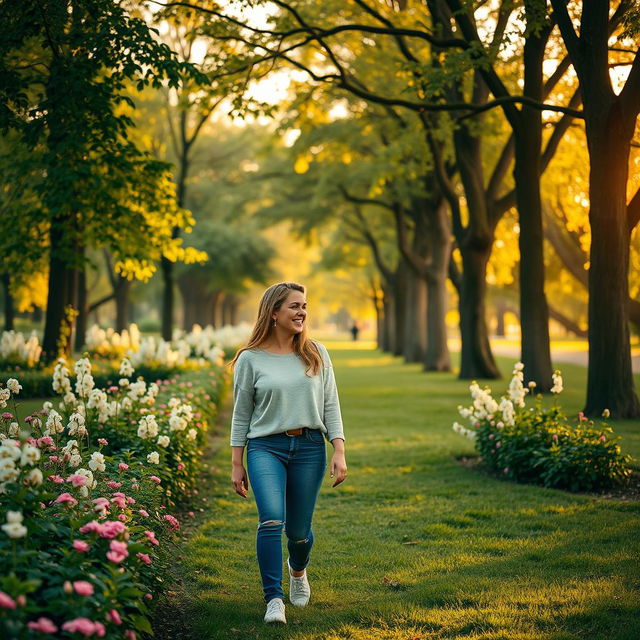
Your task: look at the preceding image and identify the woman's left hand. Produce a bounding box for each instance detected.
[330,451,348,487]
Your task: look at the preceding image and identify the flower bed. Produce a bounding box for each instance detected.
[0,323,248,399]
[453,363,633,492]
[0,355,228,638]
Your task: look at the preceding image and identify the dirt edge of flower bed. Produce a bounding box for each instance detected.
[455,455,640,502]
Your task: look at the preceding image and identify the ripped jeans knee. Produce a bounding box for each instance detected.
[258,519,284,530]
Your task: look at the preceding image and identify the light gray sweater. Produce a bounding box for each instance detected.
[229,342,345,446]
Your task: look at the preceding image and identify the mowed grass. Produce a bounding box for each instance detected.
[171,348,640,640]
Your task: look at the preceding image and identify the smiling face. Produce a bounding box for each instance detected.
[273,289,307,335]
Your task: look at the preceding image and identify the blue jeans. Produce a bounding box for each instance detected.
[246,429,327,602]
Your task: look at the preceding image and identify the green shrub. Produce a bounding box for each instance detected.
[453,364,633,492]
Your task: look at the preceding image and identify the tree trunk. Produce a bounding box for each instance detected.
[425,272,450,371]
[74,265,87,352]
[392,262,409,357]
[459,246,500,379]
[228,296,239,325]
[210,290,224,328]
[180,281,195,330]
[424,199,452,371]
[2,273,14,331]
[584,124,640,417]
[513,12,552,391]
[372,291,384,350]
[403,270,426,363]
[160,255,174,341]
[222,295,234,326]
[115,276,131,333]
[381,284,394,353]
[42,217,70,363]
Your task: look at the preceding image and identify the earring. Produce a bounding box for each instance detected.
[273,318,276,327]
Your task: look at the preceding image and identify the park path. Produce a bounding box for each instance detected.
[161,345,639,640]
[487,338,640,373]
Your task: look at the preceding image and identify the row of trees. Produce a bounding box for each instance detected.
[0,0,273,356]
[177,0,639,416]
[1,1,638,417]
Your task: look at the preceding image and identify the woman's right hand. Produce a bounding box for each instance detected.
[231,463,249,498]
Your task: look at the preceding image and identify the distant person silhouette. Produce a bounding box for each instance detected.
[350,323,359,341]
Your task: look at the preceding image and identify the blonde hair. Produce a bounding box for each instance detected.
[230,282,323,376]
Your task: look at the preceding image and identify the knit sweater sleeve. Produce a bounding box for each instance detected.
[230,351,255,447]
[318,344,345,442]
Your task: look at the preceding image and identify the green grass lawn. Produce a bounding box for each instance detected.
[157,348,638,639]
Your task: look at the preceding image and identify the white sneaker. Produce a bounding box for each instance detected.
[264,597,286,624]
[288,558,311,607]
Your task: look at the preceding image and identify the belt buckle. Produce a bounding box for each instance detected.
[285,428,304,436]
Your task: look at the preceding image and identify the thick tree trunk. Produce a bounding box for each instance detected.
[513,16,552,391]
[392,263,409,357]
[42,218,70,363]
[403,270,426,363]
[424,200,452,371]
[584,126,640,417]
[115,276,131,333]
[222,295,234,326]
[373,293,384,350]
[459,246,500,379]
[2,273,14,331]
[381,284,394,353]
[425,272,450,371]
[210,290,224,328]
[514,131,552,389]
[74,265,87,352]
[228,296,239,325]
[160,256,174,341]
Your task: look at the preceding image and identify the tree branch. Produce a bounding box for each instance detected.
[548,0,582,73]
[486,133,514,203]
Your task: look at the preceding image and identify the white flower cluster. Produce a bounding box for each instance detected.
[173,323,248,364]
[453,362,548,438]
[53,359,76,407]
[88,451,105,473]
[551,370,563,394]
[452,421,476,439]
[61,440,82,468]
[44,409,64,436]
[6,378,22,395]
[67,411,87,437]
[87,388,112,423]
[119,357,134,378]
[0,388,9,409]
[0,330,41,366]
[507,362,527,408]
[137,414,159,439]
[74,357,95,399]
[2,510,27,538]
[127,336,191,369]
[0,440,43,494]
[84,323,141,354]
[168,399,194,432]
[175,322,252,350]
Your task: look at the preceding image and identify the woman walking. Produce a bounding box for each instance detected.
[231,282,347,623]
[230,282,347,624]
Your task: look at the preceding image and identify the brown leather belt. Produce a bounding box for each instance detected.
[285,428,304,436]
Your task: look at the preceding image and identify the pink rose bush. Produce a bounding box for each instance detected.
[0,354,224,638]
[452,363,632,491]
